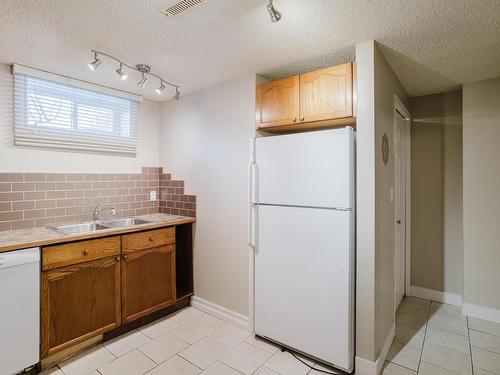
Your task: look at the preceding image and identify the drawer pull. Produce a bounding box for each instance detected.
[149,237,154,241]
[300,117,305,122]
[83,250,89,256]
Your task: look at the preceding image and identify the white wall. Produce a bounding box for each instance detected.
[0,63,160,172]
[463,77,500,321]
[355,40,409,373]
[355,40,376,364]
[158,75,256,316]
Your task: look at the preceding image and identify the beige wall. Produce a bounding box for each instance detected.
[355,40,409,368]
[463,77,500,313]
[410,90,463,295]
[158,75,256,316]
[0,63,160,173]
[373,43,409,357]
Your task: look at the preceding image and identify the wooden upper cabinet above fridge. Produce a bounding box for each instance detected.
[256,62,356,132]
[299,63,353,123]
[256,76,300,129]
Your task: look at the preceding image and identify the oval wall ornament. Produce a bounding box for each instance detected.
[382,133,389,166]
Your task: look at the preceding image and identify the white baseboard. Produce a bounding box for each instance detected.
[463,303,500,324]
[410,286,462,306]
[355,324,395,375]
[191,296,250,330]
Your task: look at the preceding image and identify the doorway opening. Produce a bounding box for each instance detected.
[393,95,411,311]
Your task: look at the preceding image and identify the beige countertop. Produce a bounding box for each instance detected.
[0,213,195,253]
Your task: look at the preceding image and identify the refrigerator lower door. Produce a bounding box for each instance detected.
[255,205,354,372]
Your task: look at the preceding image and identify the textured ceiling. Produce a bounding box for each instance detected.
[1,0,499,101]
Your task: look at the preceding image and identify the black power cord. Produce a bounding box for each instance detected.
[280,347,346,375]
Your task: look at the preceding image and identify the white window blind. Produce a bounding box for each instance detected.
[13,69,139,155]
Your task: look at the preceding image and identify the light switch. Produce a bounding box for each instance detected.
[150,190,157,201]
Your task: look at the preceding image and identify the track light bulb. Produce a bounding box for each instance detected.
[116,63,127,80]
[138,73,147,88]
[173,87,180,102]
[267,0,281,23]
[156,81,166,95]
[88,52,101,71]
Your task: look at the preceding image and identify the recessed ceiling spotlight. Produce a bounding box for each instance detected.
[156,80,166,95]
[138,72,147,88]
[88,52,101,71]
[116,63,127,80]
[267,0,281,23]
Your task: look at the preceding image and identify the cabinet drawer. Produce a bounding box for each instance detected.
[122,227,175,252]
[42,237,121,270]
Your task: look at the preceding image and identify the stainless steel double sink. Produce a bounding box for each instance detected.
[47,218,151,235]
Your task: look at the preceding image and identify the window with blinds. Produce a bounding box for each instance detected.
[14,73,138,155]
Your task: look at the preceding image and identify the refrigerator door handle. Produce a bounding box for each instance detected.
[249,202,258,252]
[248,160,258,251]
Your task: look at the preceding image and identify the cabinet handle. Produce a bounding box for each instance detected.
[83,250,89,256]
[149,237,154,241]
[115,256,120,262]
[292,118,297,123]
[300,117,305,122]
[123,254,128,260]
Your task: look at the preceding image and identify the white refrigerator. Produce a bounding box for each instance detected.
[250,127,355,372]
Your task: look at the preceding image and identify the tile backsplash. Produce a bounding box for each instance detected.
[0,167,196,232]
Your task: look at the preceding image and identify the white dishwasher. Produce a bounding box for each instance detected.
[0,247,40,375]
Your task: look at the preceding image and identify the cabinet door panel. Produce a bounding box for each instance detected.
[121,244,176,323]
[299,63,353,122]
[41,257,121,357]
[256,76,299,129]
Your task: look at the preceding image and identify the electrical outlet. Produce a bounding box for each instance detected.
[150,190,157,201]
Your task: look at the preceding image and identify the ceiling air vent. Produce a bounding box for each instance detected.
[161,0,205,17]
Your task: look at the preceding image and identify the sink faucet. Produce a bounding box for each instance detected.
[93,204,116,222]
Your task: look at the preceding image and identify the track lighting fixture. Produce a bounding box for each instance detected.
[138,72,147,88]
[87,50,180,101]
[173,87,180,102]
[156,81,166,95]
[267,0,281,23]
[116,63,127,80]
[88,52,101,71]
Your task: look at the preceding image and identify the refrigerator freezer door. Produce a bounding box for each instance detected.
[255,128,354,209]
[254,205,354,371]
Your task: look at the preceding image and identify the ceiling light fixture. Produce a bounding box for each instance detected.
[156,80,166,95]
[138,72,147,88]
[88,52,101,71]
[116,63,127,80]
[267,0,281,23]
[173,87,180,101]
[87,50,181,101]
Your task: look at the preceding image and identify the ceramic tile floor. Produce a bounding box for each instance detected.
[41,299,500,375]
[384,297,500,375]
[41,306,340,375]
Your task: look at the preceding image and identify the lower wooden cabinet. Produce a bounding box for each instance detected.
[41,256,121,358]
[41,226,185,359]
[121,231,176,324]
